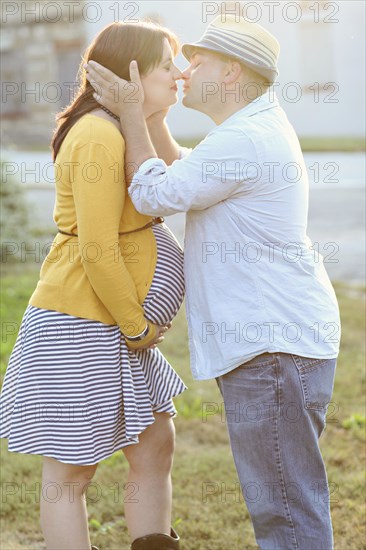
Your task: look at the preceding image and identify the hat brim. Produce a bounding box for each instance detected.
[181,42,278,83]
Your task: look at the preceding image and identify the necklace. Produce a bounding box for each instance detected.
[100,105,120,122]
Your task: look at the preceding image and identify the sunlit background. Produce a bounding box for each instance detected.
[1,0,365,283]
[1,3,365,549]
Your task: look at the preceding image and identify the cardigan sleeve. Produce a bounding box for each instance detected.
[71,140,156,344]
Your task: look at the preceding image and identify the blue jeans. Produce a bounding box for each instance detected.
[216,352,337,550]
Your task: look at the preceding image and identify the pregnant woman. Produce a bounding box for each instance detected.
[0,22,185,550]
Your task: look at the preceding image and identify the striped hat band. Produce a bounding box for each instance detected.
[182,15,280,83]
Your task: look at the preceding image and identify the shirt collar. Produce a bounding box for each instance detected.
[218,86,280,128]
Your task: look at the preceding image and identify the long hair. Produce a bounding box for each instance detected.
[51,21,179,161]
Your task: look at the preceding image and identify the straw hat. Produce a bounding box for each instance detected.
[182,15,280,83]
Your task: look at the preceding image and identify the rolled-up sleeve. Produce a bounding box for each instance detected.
[128,128,258,215]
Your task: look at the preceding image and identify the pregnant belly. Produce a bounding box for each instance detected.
[142,224,185,326]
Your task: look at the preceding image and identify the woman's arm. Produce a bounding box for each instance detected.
[71,140,161,348]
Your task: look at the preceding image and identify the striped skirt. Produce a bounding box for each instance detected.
[0,224,187,465]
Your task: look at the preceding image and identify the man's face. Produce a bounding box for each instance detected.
[181,49,229,113]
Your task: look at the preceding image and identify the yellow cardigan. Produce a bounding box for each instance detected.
[29,114,159,346]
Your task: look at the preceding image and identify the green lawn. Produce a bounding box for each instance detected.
[177,136,365,152]
[7,136,365,154]
[0,271,365,550]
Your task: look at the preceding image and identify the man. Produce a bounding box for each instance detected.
[86,15,340,549]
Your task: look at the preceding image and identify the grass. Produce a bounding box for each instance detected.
[176,136,366,152]
[0,270,365,549]
[4,137,365,154]
[298,137,365,152]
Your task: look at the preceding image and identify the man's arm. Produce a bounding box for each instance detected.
[86,60,159,181]
[86,60,179,173]
[146,114,181,166]
[119,65,182,175]
[84,60,256,214]
[122,106,158,184]
[127,127,258,216]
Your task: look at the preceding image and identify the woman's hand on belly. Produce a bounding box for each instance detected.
[126,322,172,351]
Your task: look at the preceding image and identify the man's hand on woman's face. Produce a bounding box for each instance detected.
[84,60,144,117]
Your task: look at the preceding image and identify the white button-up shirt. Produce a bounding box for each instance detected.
[129,88,341,380]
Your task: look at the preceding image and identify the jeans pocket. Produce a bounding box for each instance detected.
[221,354,279,422]
[292,355,337,411]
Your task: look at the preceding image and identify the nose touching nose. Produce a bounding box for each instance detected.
[174,68,190,83]
[173,67,184,80]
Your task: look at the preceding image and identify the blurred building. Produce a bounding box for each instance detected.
[1,0,365,147]
[1,0,87,147]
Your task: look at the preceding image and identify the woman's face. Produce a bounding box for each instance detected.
[141,38,182,115]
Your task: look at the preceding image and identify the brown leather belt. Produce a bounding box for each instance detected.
[57,217,164,237]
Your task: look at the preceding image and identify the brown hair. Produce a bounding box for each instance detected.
[51,21,179,161]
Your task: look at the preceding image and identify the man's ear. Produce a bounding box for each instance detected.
[223,61,243,84]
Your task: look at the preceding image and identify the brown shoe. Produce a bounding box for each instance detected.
[131,527,180,549]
